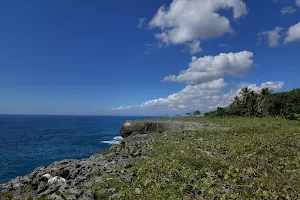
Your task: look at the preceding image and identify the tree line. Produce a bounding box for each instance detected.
[204,88,300,120]
[185,110,201,117]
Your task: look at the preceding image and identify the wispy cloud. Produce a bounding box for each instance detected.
[142,51,151,55]
[219,43,229,47]
[137,18,147,28]
[258,26,284,47]
[281,6,296,15]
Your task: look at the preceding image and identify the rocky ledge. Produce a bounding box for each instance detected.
[120,120,224,138]
[0,120,223,200]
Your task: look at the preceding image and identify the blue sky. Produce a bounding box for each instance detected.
[0,0,299,116]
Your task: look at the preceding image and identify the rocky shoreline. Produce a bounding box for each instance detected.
[0,120,223,200]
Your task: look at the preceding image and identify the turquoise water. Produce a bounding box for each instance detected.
[0,115,152,184]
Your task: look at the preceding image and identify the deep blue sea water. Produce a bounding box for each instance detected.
[0,115,154,184]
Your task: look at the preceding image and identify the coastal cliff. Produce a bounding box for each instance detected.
[0,120,218,200]
[1,118,299,199]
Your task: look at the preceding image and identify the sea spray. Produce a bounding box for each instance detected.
[102,136,123,145]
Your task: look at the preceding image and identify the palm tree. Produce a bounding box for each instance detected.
[260,87,271,97]
[239,87,254,116]
[249,90,258,116]
[232,96,241,106]
[240,87,251,104]
[256,87,271,115]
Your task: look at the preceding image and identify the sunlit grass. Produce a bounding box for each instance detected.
[91,117,300,199]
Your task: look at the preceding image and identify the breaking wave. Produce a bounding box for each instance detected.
[102,136,123,145]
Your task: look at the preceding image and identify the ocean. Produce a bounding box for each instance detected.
[0,115,153,184]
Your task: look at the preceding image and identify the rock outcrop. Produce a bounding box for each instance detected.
[120,120,167,138]
[0,147,137,199]
[120,120,221,138]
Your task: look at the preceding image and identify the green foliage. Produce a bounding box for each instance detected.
[54,192,68,200]
[185,112,192,116]
[194,110,201,115]
[193,110,201,116]
[1,192,14,200]
[205,88,300,119]
[264,89,300,118]
[296,114,300,121]
[37,195,48,200]
[88,117,300,199]
[90,175,130,199]
[98,149,113,155]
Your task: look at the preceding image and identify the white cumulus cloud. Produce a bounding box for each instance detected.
[284,22,300,43]
[149,0,248,54]
[261,81,285,91]
[296,0,300,7]
[112,80,284,114]
[258,27,284,47]
[163,51,254,84]
[113,78,227,112]
[140,78,227,109]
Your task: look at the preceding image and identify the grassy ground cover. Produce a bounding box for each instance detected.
[92,117,300,199]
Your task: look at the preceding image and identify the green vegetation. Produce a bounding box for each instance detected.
[185,110,201,117]
[205,88,300,119]
[185,112,192,117]
[193,110,201,116]
[89,117,300,199]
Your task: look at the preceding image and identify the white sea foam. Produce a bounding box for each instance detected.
[102,136,123,145]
